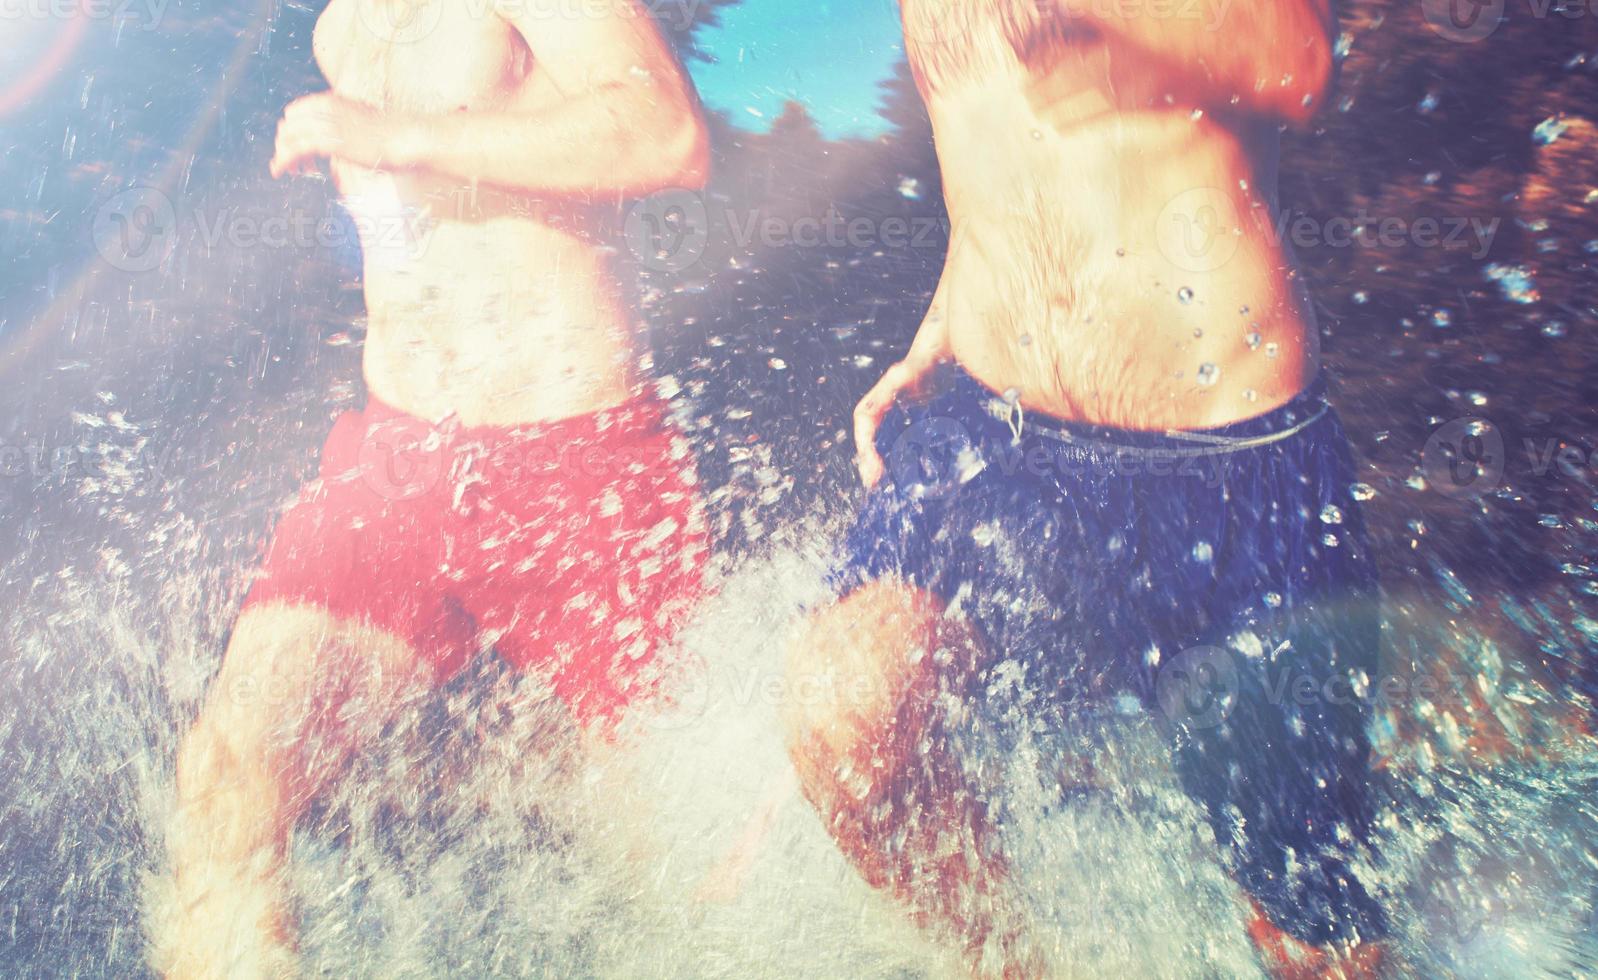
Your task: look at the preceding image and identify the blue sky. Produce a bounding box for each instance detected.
[689,1,907,139]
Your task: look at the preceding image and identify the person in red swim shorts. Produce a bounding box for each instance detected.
[248,394,707,727]
[154,2,711,975]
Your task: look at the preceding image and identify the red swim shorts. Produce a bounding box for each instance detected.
[243,393,710,726]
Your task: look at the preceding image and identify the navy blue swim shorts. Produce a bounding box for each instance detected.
[831,365,1388,948]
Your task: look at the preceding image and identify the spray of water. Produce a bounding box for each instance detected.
[4,454,1594,977]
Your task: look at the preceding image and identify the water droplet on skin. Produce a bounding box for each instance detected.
[1351,483,1376,502]
[1193,328,1204,338]
[1264,592,1284,609]
[1019,333,1033,347]
[1246,331,1262,350]
[1239,305,1250,316]
[1321,505,1345,525]
[1323,533,1341,548]
[1178,287,1195,304]
[1264,343,1280,359]
[1196,363,1221,386]
[1115,247,1126,257]
[1243,389,1257,403]
[1191,541,1214,563]
[1031,129,1044,140]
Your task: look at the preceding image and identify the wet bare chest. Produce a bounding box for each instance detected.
[313,0,529,113]
[900,0,1066,90]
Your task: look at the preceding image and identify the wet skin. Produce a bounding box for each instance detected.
[156,2,706,976]
[788,1,1379,977]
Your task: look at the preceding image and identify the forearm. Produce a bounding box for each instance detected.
[386,87,708,197]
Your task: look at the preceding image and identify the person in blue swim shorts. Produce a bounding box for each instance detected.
[782,0,1391,975]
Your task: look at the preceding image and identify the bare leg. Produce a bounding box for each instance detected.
[781,580,1029,975]
[149,603,433,979]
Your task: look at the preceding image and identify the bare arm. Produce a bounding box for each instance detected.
[853,258,956,487]
[272,0,708,196]
[1057,0,1334,123]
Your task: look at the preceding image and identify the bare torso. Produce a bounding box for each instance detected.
[312,0,636,425]
[904,0,1319,430]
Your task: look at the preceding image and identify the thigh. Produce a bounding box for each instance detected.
[1162,598,1386,946]
[244,457,476,680]
[198,602,440,799]
[784,579,949,766]
[471,438,711,726]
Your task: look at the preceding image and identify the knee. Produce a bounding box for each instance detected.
[175,689,279,813]
[781,581,945,804]
[175,606,336,799]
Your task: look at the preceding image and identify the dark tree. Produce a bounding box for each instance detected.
[650,0,745,63]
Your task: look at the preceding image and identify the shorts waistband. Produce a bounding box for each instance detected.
[359,390,671,444]
[959,370,1332,458]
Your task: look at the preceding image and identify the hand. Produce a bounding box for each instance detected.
[853,312,951,488]
[269,92,394,179]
